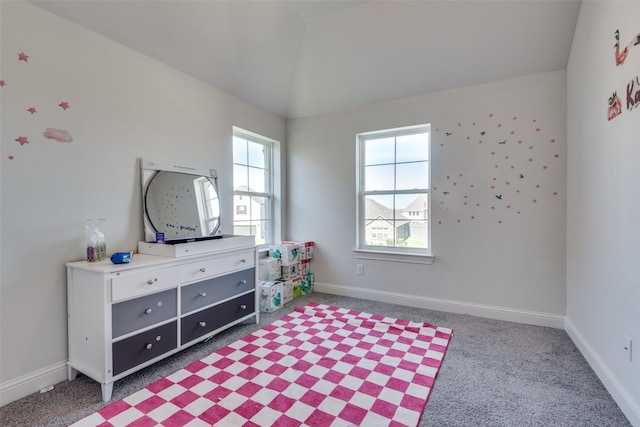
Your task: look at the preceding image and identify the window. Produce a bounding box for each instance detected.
[194,176,220,236]
[356,124,431,256]
[233,129,275,245]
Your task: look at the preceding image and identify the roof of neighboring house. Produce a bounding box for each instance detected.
[364,194,428,228]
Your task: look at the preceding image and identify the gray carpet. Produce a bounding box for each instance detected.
[0,292,631,426]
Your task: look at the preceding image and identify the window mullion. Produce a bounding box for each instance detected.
[234,190,271,199]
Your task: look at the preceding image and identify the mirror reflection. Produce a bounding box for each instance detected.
[144,171,220,242]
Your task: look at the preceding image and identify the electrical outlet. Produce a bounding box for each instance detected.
[624,336,632,362]
[356,264,364,275]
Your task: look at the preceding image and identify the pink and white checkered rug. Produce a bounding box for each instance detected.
[72,302,452,427]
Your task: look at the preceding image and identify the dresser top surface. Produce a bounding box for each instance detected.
[66,247,255,274]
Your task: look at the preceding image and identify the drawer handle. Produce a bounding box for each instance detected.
[240,304,247,310]
[145,308,153,315]
[239,259,246,263]
[146,278,157,285]
[199,267,206,273]
[240,280,247,284]
[199,292,207,297]
[198,321,207,327]
[145,336,161,350]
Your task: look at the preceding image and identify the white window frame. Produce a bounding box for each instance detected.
[354,124,434,265]
[232,127,280,247]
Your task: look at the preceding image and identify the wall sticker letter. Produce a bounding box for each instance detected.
[627,76,640,111]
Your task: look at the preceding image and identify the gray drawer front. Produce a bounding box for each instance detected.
[181,292,255,345]
[113,321,177,375]
[112,289,177,338]
[181,268,255,314]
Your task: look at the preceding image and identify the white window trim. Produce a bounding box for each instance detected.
[353,248,435,265]
[232,126,281,246]
[356,124,433,262]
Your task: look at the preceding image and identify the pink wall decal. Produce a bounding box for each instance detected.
[608,29,640,120]
[614,29,640,66]
[43,128,73,143]
[433,111,561,226]
[4,50,76,161]
[15,136,29,146]
[607,92,622,121]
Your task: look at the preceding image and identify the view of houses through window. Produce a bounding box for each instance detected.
[357,125,430,252]
[232,129,273,245]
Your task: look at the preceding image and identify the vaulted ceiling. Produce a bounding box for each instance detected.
[30,0,581,119]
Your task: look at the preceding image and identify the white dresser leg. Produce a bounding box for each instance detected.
[68,365,78,381]
[101,382,114,402]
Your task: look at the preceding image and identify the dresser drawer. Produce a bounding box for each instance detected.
[181,268,255,314]
[112,289,177,338]
[181,250,254,284]
[111,266,180,302]
[181,293,255,345]
[112,321,177,376]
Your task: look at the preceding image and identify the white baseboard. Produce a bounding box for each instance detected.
[0,361,68,406]
[565,317,640,427]
[314,282,565,328]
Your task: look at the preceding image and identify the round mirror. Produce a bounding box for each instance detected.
[144,170,220,242]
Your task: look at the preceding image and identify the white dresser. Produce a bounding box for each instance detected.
[66,242,257,401]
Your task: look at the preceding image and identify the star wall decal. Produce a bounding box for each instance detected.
[15,136,29,146]
[0,80,6,87]
[27,107,37,114]
[18,52,29,62]
[58,101,70,110]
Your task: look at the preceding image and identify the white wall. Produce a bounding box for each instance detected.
[0,1,285,404]
[287,70,567,326]
[566,1,640,424]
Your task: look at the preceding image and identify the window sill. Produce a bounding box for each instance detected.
[353,249,435,265]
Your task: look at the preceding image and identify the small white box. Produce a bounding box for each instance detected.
[301,259,311,276]
[269,244,301,266]
[290,276,303,299]
[301,274,313,296]
[282,241,314,260]
[302,241,314,260]
[259,257,281,281]
[281,262,301,279]
[258,281,283,313]
[279,279,294,305]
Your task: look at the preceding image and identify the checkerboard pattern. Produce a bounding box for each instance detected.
[72,302,452,427]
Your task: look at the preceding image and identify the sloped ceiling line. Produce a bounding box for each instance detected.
[29,0,581,119]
